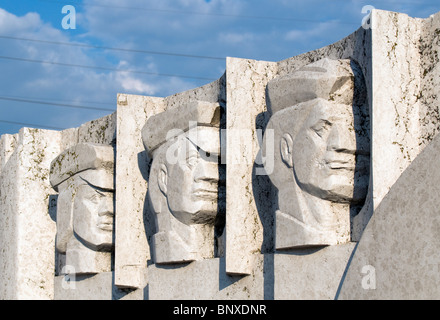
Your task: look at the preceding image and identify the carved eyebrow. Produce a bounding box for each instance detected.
[79,177,114,193]
[186,137,201,151]
[186,137,219,158]
[95,189,106,197]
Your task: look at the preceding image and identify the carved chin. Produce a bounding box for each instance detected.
[75,228,113,251]
[171,203,218,226]
[298,177,358,203]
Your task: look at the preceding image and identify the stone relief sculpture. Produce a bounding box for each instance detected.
[263,58,370,249]
[142,101,225,264]
[49,143,115,275]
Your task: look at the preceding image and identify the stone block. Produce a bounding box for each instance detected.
[54,272,145,300]
[78,112,116,146]
[274,244,355,300]
[0,128,76,299]
[225,57,278,275]
[114,94,166,289]
[147,256,268,300]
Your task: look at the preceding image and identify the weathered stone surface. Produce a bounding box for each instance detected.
[49,143,115,190]
[353,10,438,240]
[0,128,75,299]
[419,12,440,147]
[0,133,17,175]
[78,112,116,146]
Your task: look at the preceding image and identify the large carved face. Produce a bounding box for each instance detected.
[159,126,223,225]
[72,181,114,250]
[281,99,369,203]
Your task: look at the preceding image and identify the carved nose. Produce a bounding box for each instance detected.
[98,195,114,217]
[194,161,219,184]
[326,125,357,154]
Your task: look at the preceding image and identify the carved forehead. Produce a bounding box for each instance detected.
[302,100,354,126]
[267,99,353,138]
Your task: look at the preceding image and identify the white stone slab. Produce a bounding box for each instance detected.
[114,93,166,288]
[54,272,145,300]
[225,57,278,275]
[0,128,76,299]
[274,243,355,300]
[148,256,268,300]
[337,127,440,299]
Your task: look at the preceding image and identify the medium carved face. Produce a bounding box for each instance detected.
[159,127,224,225]
[282,100,369,203]
[72,182,114,250]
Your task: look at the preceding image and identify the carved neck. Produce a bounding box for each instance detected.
[278,181,351,237]
[153,201,215,264]
[65,236,111,275]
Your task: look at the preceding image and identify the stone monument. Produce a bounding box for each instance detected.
[141,101,225,264]
[263,58,370,249]
[49,143,115,275]
[1,9,440,300]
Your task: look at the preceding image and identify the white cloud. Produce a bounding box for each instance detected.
[116,72,158,95]
[285,20,343,42]
[0,9,41,33]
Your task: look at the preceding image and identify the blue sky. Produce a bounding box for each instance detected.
[0,0,439,136]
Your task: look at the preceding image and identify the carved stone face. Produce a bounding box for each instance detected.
[158,126,223,225]
[72,181,114,250]
[281,99,369,203]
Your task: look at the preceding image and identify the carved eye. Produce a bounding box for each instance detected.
[311,120,331,138]
[90,190,105,203]
[186,152,199,168]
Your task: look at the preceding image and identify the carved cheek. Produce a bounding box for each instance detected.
[292,131,324,185]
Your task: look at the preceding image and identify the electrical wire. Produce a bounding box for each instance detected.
[0,119,65,130]
[0,96,115,112]
[37,0,361,25]
[0,35,226,61]
[0,55,218,81]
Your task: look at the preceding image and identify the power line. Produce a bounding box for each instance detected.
[0,35,226,61]
[0,96,115,112]
[0,55,218,81]
[0,93,114,106]
[0,119,65,131]
[39,0,360,25]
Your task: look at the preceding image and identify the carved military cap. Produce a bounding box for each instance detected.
[142,100,221,158]
[267,58,356,115]
[49,143,115,191]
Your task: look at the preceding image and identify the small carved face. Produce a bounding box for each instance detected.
[282,100,369,203]
[72,183,114,250]
[160,127,224,225]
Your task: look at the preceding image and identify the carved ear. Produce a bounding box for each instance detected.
[280,133,294,168]
[158,164,168,196]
